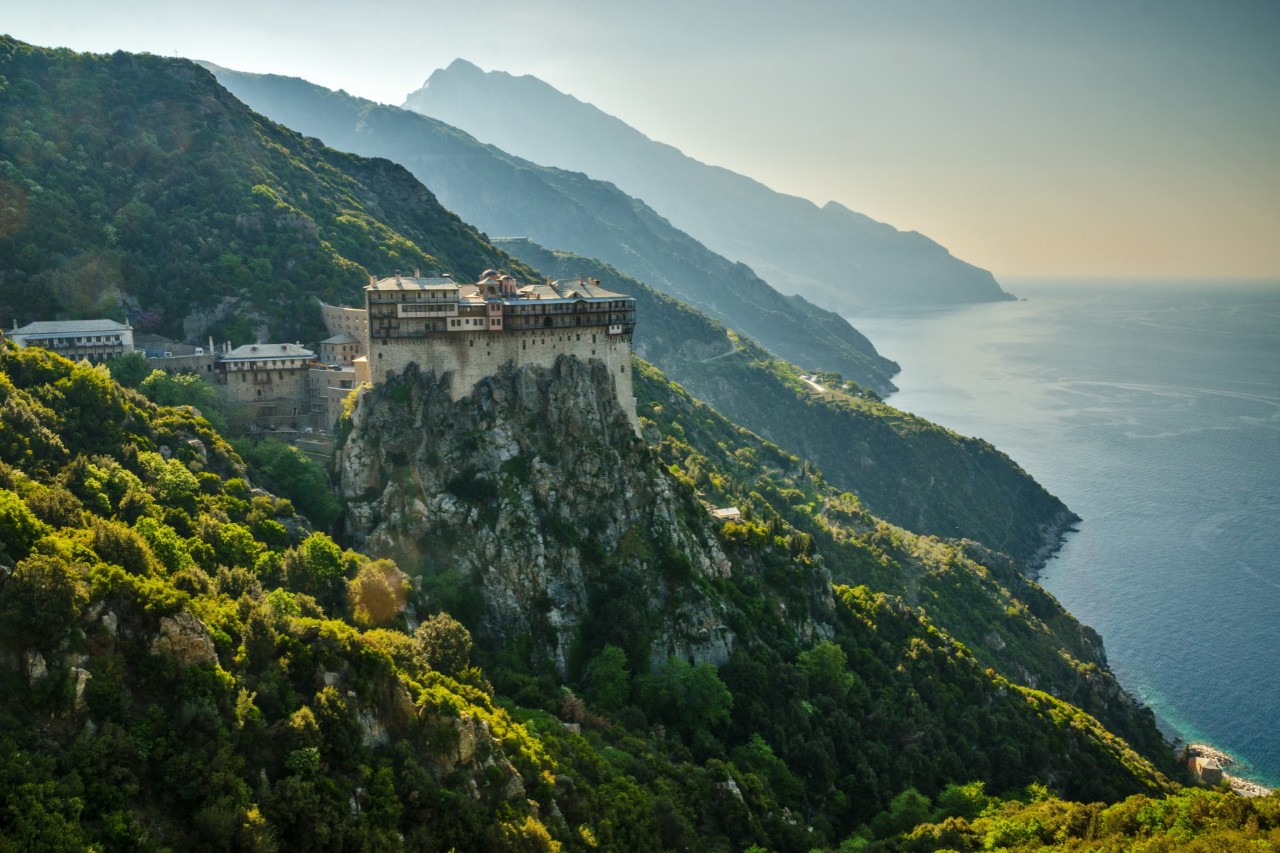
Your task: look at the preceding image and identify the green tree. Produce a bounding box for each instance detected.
[414,613,474,677]
[797,639,855,699]
[283,533,346,607]
[232,438,340,530]
[934,780,991,821]
[0,552,87,650]
[106,352,151,388]
[0,487,51,559]
[638,657,733,739]
[138,370,229,434]
[584,644,631,712]
[2,781,88,852]
[869,788,932,840]
[53,365,126,454]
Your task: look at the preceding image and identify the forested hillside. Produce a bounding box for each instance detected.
[1,341,1269,851]
[499,239,1073,570]
[3,38,1276,852]
[0,37,1066,569]
[0,37,533,345]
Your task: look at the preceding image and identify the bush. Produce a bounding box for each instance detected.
[414,613,474,677]
[0,552,87,650]
[0,488,51,559]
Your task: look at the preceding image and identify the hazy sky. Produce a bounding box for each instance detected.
[6,0,1279,278]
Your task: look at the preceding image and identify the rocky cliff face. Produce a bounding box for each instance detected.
[337,357,816,675]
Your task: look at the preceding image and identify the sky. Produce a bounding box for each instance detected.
[4,0,1279,279]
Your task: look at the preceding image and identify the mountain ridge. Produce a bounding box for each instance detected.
[496,237,1074,570]
[404,59,1013,313]
[0,37,537,345]
[204,63,902,394]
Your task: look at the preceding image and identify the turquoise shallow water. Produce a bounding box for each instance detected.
[851,279,1280,787]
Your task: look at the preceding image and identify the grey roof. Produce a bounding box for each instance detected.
[11,319,131,336]
[366,275,456,292]
[320,332,360,345]
[222,343,314,361]
[517,279,628,301]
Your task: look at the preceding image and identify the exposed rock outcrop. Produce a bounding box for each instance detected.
[150,611,218,667]
[337,356,824,674]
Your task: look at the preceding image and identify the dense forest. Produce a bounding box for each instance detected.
[0,36,535,345]
[0,335,1275,851]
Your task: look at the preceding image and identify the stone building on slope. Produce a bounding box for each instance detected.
[357,270,638,428]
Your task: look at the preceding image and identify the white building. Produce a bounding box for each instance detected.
[9,319,135,364]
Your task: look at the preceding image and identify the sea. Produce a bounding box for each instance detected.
[851,278,1280,788]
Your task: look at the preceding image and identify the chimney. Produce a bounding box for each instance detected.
[368,274,376,287]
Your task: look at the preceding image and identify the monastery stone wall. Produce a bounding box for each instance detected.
[369,328,636,431]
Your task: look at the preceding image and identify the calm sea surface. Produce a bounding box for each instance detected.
[851,279,1280,786]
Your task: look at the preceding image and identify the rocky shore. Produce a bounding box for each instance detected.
[1024,507,1082,579]
[1189,744,1274,798]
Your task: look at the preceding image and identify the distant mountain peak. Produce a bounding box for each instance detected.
[403,63,1013,310]
[444,57,482,73]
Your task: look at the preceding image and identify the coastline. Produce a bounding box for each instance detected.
[1023,507,1081,580]
[863,286,1280,804]
[1027,512,1277,799]
[1188,744,1275,798]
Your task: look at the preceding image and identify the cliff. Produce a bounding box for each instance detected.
[500,238,1075,570]
[337,356,834,676]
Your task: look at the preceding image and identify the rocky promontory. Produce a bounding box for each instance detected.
[336,356,835,675]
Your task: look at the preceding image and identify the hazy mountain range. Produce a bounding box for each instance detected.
[404,59,1012,314]
[206,64,900,393]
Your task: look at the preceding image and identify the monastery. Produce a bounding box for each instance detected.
[8,269,638,436]
[359,270,637,428]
